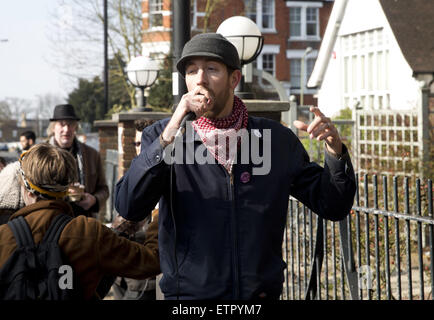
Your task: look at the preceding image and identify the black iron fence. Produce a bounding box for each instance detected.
[282,174,433,300]
[104,148,433,300]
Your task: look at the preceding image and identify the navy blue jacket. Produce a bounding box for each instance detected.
[115,116,356,299]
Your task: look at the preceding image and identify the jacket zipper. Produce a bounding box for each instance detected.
[227,170,240,299]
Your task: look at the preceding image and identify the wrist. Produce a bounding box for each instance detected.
[160,133,174,148]
[161,103,189,143]
[326,143,343,158]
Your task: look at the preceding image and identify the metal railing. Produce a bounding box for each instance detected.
[104,149,119,223]
[282,174,433,300]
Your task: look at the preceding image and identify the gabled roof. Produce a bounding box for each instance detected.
[379,0,434,74]
[308,0,434,88]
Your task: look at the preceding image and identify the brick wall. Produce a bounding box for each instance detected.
[95,121,117,167]
[118,120,136,177]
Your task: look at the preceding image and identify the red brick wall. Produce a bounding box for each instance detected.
[140,0,334,107]
[98,125,118,165]
[117,120,136,177]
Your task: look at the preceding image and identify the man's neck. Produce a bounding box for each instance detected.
[52,136,75,151]
[207,94,235,119]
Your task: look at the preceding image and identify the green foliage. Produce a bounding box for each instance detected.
[67,76,105,127]
[299,107,354,164]
[148,55,173,111]
[108,52,134,111]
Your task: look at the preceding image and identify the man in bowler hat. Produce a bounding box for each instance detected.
[48,104,109,218]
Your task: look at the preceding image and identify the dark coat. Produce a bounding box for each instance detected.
[78,141,109,215]
[48,137,109,217]
[0,200,160,300]
[115,116,356,299]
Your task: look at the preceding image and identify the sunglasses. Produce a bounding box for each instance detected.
[132,141,141,147]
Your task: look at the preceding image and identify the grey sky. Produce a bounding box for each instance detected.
[0,0,101,104]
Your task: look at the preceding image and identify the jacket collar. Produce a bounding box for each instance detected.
[10,200,75,221]
[184,116,264,143]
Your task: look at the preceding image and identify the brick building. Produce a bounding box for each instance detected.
[141,0,334,105]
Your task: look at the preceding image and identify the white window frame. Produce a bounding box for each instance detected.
[340,28,390,110]
[286,1,322,41]
[255,44,279,85]
[244,0,276,33]
[148,0,165,30]
[262,53,275,76]
[286,49,318,94]
[191,0,206,30]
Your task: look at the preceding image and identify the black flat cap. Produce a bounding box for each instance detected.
[50,104,80,121]
[176,33,241,77]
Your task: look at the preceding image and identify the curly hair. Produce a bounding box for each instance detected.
[134,119,156,132]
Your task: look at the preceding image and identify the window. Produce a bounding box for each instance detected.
[287,2,322,40]
[290,58,315,89]
[290,59,301,88]
[262,54,275,76]
[245,0,256,22]
[306,8,318,36]
[149,0,163,28]
[341,28,390,109]
[262,0,274,29]
[289,8,301,37]
[191,0,205,30]
[244,0,275,31]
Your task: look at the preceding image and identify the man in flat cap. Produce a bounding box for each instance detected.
[48,104,109,218]
[116,33,356,299]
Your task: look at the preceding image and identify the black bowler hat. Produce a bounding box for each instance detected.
[50,104,80,121]
[176,33,241,77]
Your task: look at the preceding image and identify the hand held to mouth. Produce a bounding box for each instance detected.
[162,86,214,144]
[293,106,343,157]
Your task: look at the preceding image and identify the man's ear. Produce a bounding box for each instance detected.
[230,69,242,90]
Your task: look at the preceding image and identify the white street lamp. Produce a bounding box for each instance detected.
[126,55,159,111]
[300,47,313,106]
[217,16,264,65]
[217,16,264,98]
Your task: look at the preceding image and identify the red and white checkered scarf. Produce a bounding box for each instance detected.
[192,96,248,173]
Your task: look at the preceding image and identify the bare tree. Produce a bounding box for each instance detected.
[202,0,227,32]
[0,100,13,120]
[47,0,167,110]
[1,97,33,121]
[36,93,64,119]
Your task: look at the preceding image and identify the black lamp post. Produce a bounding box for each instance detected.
[103,0,108,115]
[172,0,190,108]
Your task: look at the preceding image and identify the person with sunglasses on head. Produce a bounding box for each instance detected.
[0,143,160,300]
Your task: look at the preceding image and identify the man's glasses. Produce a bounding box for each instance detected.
[132,141,141,147]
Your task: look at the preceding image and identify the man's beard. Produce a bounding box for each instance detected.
[203,86,232,119]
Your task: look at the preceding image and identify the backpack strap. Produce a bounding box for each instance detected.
[41,213,73,245]
[7,216,35,248]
